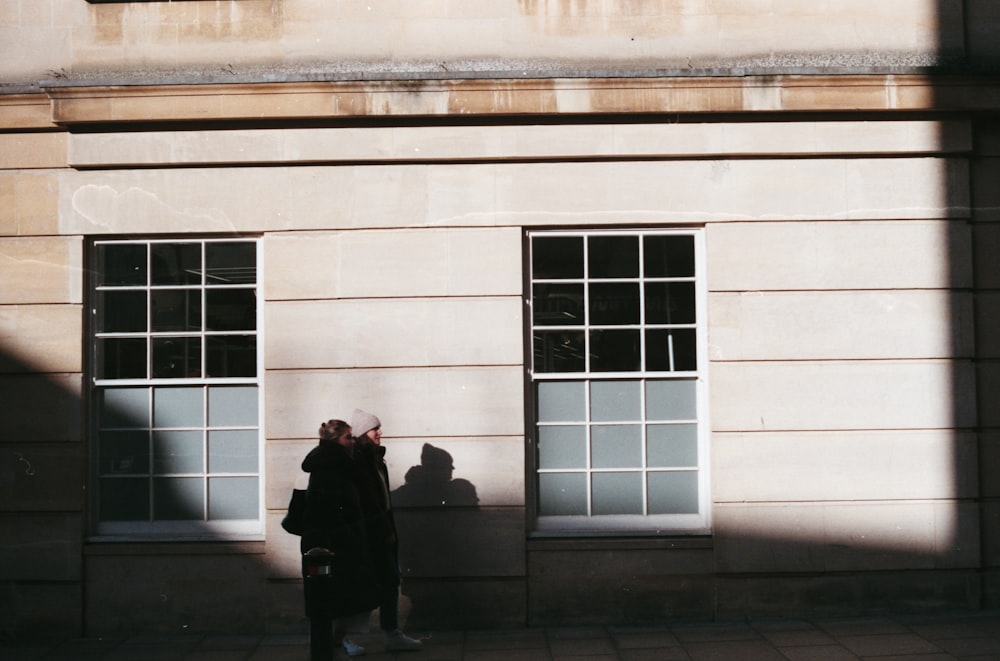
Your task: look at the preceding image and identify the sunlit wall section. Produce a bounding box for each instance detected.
[708,133,978,613]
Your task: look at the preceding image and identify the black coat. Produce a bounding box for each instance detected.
[300,441,379,618]
[353,440,398,558]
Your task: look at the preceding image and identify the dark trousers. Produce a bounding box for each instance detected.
[378,547,402,632]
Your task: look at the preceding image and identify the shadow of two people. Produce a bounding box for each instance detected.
[391,443,479,508]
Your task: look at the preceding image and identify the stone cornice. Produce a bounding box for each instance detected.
[11,74,1000,127]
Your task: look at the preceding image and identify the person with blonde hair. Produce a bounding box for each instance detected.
[300,419,379,661]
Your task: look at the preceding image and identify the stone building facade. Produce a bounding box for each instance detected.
[1,0,999,638]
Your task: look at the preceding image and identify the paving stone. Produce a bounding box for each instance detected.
[836,633,945,656]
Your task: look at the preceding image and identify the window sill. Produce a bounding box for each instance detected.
[527,535,712,552]
[84,539,265,555]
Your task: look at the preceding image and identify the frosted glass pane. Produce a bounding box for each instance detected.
[100,388,149,428]
[208,386,258,426]
[646,380,696,420]
[153,387,203,428]
[153,430,204,474]
[208,477,258,520]
[592,472,642,515]
[100,430,149,474]
[648,471,699,514]
[537,381,585,422]
[591,424,641,468]
[538,473,587,515]
[209,430,259,473]
[647,424,698,467]
[538,426,586,469]
[153,477,204,520]
[591,380,640,421]
[99,478,149,521]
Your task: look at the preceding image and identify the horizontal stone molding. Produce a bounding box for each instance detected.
[41,75,1000,125]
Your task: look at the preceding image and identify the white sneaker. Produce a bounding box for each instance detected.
[384,629,422,651]
[342,636,366,657]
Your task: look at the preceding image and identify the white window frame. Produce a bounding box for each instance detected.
[528,228,710,536]
[89,237,264,541]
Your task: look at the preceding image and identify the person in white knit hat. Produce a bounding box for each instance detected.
[343,408,422,656]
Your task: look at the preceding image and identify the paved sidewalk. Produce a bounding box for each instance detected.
[4,610,1000,660]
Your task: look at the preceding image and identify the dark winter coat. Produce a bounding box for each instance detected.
[353,440,398,564]
[300,441,379,618]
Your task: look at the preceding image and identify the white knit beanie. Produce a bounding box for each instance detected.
[351,408,381,438]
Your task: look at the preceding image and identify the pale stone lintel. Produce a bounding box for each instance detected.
[42,75,1000,125]
[0,94,59,130]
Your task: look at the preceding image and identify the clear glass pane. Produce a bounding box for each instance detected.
[152,337,201,379]
[100,387,149,428]
[590,380,640,421]
[533,331,585,373]
[153,477,204,520]
[97,290,146,332]
[153,387,204,428]
[537,425,587,469]
[206,335,257,378]
[588,235,638,278]
[589,282,639,325]
[592,472,642,515]
[99,430,149,474]
[645,329,697,372]
[644,282,695,325]
[208,477,258,520]
[206,242,256,284]
[532,283,584,326]
[648,471,699,514]
[205,289,256,331]
[537,381,586,422]
[151,289,201,332]
[647,424,698,467]
[153,430,204,474]
[538,473,587,515]
[644,234,694,278]
[532,236,583,279]
[99,478,149,521]
[151,243,201,285]
[98,243,146,286]
[209,429,259,473]
[98,338,147,380]
[646,380,697,420]
[589,330,640,372]
[208,386,259,427]
[591,424,642,469]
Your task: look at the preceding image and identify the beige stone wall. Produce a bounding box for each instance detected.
[0,107,83,635]
[1,67,992,630]
[0,0,970,84]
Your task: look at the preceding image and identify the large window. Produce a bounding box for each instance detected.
[528,230,709,534]
[90,238,262,538]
